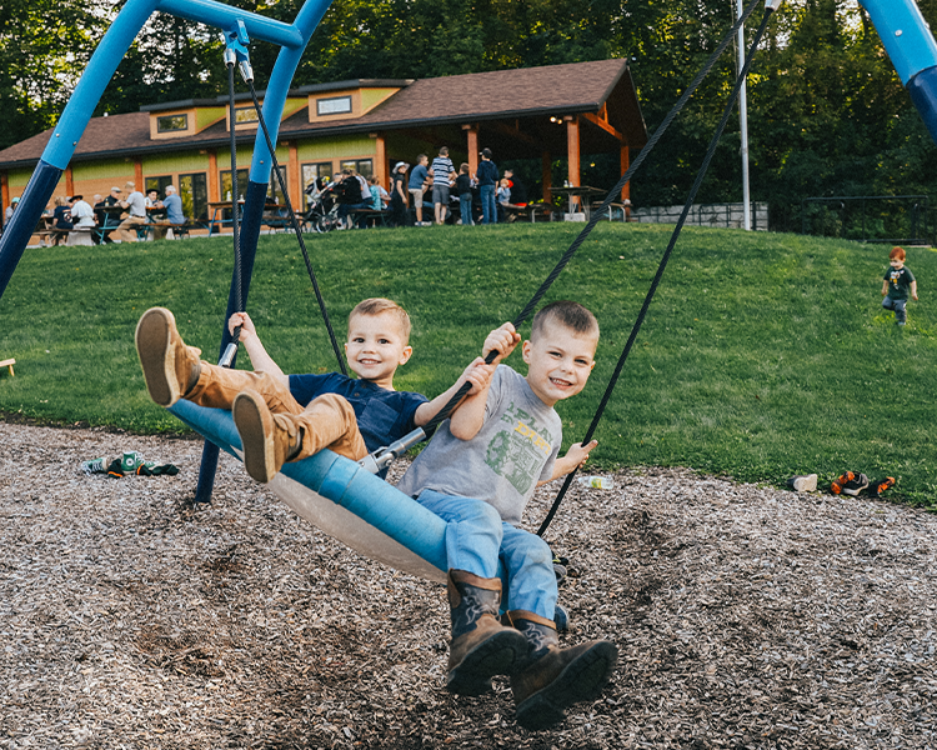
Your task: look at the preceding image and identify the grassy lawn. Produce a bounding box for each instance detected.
[1,223,935,507]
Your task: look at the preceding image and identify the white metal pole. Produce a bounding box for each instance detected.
[737,0,752,230]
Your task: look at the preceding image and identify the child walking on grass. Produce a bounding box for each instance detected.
[396,301,616,730]
[135,298,486,483]
[881,246,918,327]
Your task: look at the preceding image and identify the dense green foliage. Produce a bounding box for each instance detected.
[1,225,935,509]
[3,1,937,232]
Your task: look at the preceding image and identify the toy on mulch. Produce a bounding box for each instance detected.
[829,471,895,498]
[786,472,896,498]
[80,451,179,478]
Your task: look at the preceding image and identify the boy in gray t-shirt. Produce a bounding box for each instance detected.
[397,301,617,730]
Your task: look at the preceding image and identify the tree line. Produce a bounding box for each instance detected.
[3,0,937,231]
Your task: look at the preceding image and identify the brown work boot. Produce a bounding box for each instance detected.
[508,611,618,730]
[446,570,528,696]
[135,307,201,406]
[232,388,301,483]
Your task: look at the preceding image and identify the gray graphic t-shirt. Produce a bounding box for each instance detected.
[397,365,561,525]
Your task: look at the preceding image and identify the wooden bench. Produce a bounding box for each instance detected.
[0,358,15,377]
[140,221,202,240]
[591,201,631,222]
[502,203,560,223]
[349,208,391,228]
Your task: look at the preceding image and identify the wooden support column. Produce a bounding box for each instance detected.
[620,144,632,219]
[134,159,143,189]
[542,151,552,203]
[565,115,581,209]
[288,141,300,201]
[372,133,387,188]
[1,172,9,208]
[463,124,479,175]
[65,167,74,197]
[208,150,219,203]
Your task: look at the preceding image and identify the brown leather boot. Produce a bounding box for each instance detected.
[508,611,618,730]
[232,389,301,483]
[446,570,528,696]
[135,307,201,407]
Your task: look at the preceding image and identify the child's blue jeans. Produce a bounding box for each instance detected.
[414,489,557,620]
[882,296,907,323]
[459,194,473,225]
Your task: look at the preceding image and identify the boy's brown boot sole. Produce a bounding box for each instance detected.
[233,389,300,484]
[512,640,618,731]
[135,307,199,407]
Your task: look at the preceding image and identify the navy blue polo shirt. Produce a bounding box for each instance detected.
[288,372,428,456]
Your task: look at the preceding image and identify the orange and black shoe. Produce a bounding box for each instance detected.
[841,473,869,496]
[867,477,895,499]
[830,471,855,495]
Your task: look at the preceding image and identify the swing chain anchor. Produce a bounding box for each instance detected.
[222,21,253,82]
[358,428,426,474]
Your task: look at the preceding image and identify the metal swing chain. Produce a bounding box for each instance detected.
[356,0,771,475]
[537,2,780,537]
[217,42,244,368]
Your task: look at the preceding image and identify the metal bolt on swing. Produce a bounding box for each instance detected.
[357,428,427,475]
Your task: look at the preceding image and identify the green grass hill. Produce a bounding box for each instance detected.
[1,223,934,507]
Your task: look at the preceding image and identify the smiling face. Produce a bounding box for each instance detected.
[522,320,597,407]
[344,311,413,388]
[890,259,905,271]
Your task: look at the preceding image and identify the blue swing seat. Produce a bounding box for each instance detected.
[168,400,575,631]
[169,399,451,582]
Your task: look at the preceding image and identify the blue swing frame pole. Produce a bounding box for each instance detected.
[860,0,937,146]
[0,0,333,504]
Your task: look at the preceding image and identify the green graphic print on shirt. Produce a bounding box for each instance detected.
[484,400,556,496]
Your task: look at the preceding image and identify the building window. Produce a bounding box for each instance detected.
[179,173,208,221]
[340,159,372,178]
[266,165,288,206]
[220,168,250,202]
[302,162,333,209]
[144,175,173,198]
[235,107,259,124]
[316,96,352,116]
[157,114,188,133]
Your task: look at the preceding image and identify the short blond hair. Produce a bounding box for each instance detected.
[349,298,412,343]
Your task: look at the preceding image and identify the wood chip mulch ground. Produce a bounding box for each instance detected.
[1,422,935,750]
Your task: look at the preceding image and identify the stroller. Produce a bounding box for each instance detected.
[303,178,342,233]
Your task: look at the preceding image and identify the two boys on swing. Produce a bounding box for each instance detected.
[135,298,617,730]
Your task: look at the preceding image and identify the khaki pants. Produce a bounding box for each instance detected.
[187,363,366,462]
[117,215,147,242]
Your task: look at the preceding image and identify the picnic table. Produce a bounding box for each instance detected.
[550,185,607,221]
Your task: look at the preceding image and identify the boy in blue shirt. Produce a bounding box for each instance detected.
[135,299,485,482]
[397,301,615,730]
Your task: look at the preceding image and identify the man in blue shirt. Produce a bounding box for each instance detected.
[408,154,430,226]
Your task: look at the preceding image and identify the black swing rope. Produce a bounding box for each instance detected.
[244,76,349,376]
[419,0,767,448]
[537,2,778,536]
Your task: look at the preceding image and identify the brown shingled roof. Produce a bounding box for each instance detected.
[0,59,645,168]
